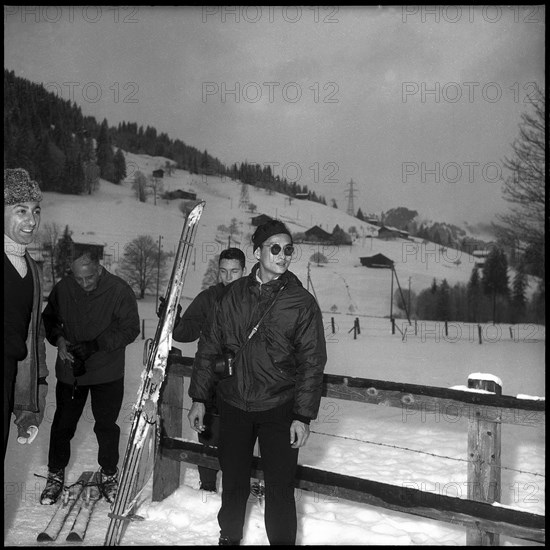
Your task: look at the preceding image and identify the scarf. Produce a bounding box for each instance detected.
[4,234,28,277]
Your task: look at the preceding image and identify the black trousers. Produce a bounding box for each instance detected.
[48,378,124,473]
[4,355,18,458]
[218,399,299,545]
[197,406,220,487]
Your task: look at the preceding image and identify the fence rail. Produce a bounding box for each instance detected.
[153,353,545,545]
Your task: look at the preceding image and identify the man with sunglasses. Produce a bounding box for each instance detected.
[188,219,327,546]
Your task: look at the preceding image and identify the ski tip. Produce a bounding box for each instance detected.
[66,532,84,542]
[37,532,54,542]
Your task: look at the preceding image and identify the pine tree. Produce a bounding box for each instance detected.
[113,148,127,184]
[467,267,481,322]
[54,225,74,278]
[511,268,527,323]
[96,119,115,182]
[436,279,450,320]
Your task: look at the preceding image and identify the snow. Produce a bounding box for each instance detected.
[4,156,545,546]
[467,373,504,387]
[516,395,545,402]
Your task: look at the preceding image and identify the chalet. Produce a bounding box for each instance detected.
[152,169,164,179]
[304,225,333,243]
[251,214,273,227]
[472,249,490,268]
[360,253,394,269]
[377,225,410,240]
[295,192,310,200]
[164,189,197,200]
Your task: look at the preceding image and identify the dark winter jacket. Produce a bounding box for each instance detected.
[42,267,140,385]
[189,264,327,423]
[173,283,226,343]
[4,252,49,415]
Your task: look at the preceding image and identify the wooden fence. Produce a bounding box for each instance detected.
[153,353,545,545]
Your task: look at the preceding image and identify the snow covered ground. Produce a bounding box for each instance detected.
[4,159,544,545]
[4,297,545,546]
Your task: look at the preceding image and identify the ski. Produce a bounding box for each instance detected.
[66,471,102,542]
[104,201,205,546]
[37,471,94,542]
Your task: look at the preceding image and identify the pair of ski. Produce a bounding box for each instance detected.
[37,470,102,542]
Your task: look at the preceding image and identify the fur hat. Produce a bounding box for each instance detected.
[4,168,42,206]
[252,219,292,251]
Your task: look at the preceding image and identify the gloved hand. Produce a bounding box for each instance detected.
[14,383,48,444]
[157,296,182,323]
[69,340,99,362]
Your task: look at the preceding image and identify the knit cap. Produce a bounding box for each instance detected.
[4,168,42,206]
[252,219,292,251]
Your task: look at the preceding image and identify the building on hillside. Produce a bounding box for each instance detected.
[251,214,274,226]
[377,225,410,240]
[152,169,164,179]
[164,189,197,200]
[360,253,394,269]
[304,225,333,243]
[472,249,490,268]
[295,192,310,200]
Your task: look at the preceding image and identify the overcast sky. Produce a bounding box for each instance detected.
[4,5,545,226]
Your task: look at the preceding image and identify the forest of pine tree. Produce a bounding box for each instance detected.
[4,70,326,205]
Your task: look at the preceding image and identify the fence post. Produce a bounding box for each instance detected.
[355,317,361,335]
[466,374,502,546]
[509,326,514,341]
[415,319,417,336]
[141,319,145,340]
[391,317,395,335]
[445,320,448,338]
[478,324,483,345]
[331,317,335,334]
[153,350,184,502]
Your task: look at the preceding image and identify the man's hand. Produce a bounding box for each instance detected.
[157,296,182,323]
[290,420,310,448]
[69,340,99,362]
[188,402,206,433]
[14,383,48,444]
[56,336,74,363]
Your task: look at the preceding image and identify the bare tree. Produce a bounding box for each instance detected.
[116,235,168,299]
[38,221,61,286]
[132,171,148,202]
[148,175,164,206]
[493,84,545,277]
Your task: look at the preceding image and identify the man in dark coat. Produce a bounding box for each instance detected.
[188,220,327,545]
[4,168,49,457]
[40,248,140,504]
[170,247,246,492]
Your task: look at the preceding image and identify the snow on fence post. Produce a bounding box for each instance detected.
[466,373,502,546]
[152,349,184,502]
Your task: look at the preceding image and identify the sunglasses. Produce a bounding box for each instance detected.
[262,243,295,256]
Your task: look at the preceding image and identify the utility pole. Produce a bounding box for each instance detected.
[155,235,163,306]
[345,179,357,217]
[408,277,412,318]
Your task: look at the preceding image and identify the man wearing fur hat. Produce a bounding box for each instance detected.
[4,168,49,457]
[188,219,327,545]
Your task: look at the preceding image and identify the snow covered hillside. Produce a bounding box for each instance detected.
[37,151,536,319]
